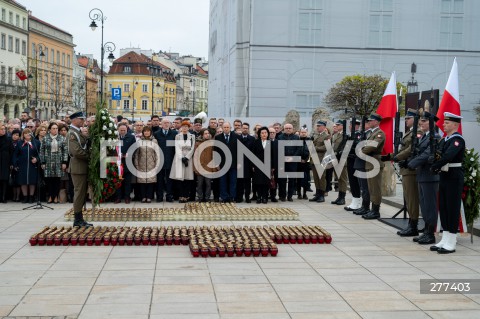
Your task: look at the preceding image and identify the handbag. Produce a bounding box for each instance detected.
[269,176,276,189]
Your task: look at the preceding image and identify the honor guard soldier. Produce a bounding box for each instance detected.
[345,119,362,211]
[361,113,386,220]
[309,120,331,203]
[430,112,465,254]
[331,120,349,205]
[408,112,440,245]
[67,111,92,227]
[391,108,422,236]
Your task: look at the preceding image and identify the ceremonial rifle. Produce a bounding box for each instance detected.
[426,90,437,163]
[393,111,403,156]
[410,99,421,158]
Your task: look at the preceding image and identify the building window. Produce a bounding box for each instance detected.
[142,84,148,92]
[23,17,26,29]
[295,93,321,110]
[123,99,130,109]
[142,100,148,110]
[51,49,54,63]
[124,83,130,92]
[1,34,5,50]
[298,0,323,45]
[15,38,19,53]
[45,74,48,92]
[1,9,5,21]
[67,54,70,68]
[368,0,393,47]
[57,51,60,65]
[44,47,48,62]
[0,66,5,84]
[8,35,13,51]
[15,14,19,26]
[116,100,120,108]
[123,66,131,73]
[108,84,112,90]
[9,11,12,24]
[440,0,464,48]
[21,40,26,55]
[62,53,65,66]
[133,99,137,108]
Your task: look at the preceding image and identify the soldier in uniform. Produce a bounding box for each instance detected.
[408,112,440,245]
[309,120,331,203]
[345,119,362,211]
[430,112,465,254]
[353,119,372,216]
[331,120,349,205]
[362,113,386,220]
[390,108,422,236]
[67,111,92,227]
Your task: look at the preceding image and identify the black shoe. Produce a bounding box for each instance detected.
[251,195,257,200]
[417,233,436,245]
[437,247,455,254]
[309,191,319,202]
[22,197,28,204]
[236,199,243,203]
[362,211,380,219]
[297,195,302,200]
[279,197,286,202]
[316,192,325,203]
[157,198,163,203]
[245,198,251,203]
[270,198,278,203]
[353,207,368,215]
[413,233,425,243]
[262,199,268,204]
[256,199,262,204]
[29,196,35,204]
[302,194,308,200]
[397,220,419,237]
[214,197,220,202]
[307,187,314,192]
[287,197,293,202]
[165,197,173,203]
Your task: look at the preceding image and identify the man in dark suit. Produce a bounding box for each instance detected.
[277,123,301,201]
[154,118,176,202]
[215,122,238,202]
[115,123,136,204]
[236,122,255,203]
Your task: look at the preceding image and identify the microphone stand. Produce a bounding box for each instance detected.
[24,136,53,210]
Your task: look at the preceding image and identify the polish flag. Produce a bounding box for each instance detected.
[376,72,397,155]
[436,57,462,135]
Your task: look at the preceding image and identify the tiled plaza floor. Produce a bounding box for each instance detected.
[0,193,479,319]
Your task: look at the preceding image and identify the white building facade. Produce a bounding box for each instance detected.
[0,0,29,120]
[208,0,480,120]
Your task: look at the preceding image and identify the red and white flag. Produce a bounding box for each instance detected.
[15,70,28,81]
[436,57,462,135]
[376,72,397,155]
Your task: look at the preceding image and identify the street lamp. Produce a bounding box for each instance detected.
[89,8,116,105]
[190,78,196,115]
[28,44,45,118]
[407,62,418,93]
[130,77,138,122]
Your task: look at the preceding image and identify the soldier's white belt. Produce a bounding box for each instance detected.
[441,163,462,172]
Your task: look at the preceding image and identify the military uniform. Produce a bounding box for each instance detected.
[408,120,440,244]
[393,112,422,236]
[331,121,349,205]
[67,112,92,227]
[310,121,331,203]
[353,128,371,215]
[430,112,465,254]
[362,113,385,220]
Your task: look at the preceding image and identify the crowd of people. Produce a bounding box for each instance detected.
[0,109,465,254]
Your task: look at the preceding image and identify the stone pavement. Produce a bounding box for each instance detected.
[0,194,480,319]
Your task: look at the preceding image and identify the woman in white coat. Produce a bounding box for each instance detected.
[170,120,196,203]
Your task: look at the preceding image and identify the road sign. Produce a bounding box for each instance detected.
[112,88,122,100]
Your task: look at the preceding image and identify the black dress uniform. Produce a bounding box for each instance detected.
[430,112,465,254]
[345,120,362,211]
[408,115,440,244]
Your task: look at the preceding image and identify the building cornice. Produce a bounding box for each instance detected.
[0,20,28,36]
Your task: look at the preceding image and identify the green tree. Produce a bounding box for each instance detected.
[324,74,406,118]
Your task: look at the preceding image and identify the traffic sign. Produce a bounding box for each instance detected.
[112,88,122,100]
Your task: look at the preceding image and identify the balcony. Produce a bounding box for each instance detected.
[0,83,27,98]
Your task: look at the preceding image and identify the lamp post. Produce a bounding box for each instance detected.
[407,62,418,93]
[130,77,138,122]
[28,44,45,119]
[89,8,116,105]
[190,78,196,115]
